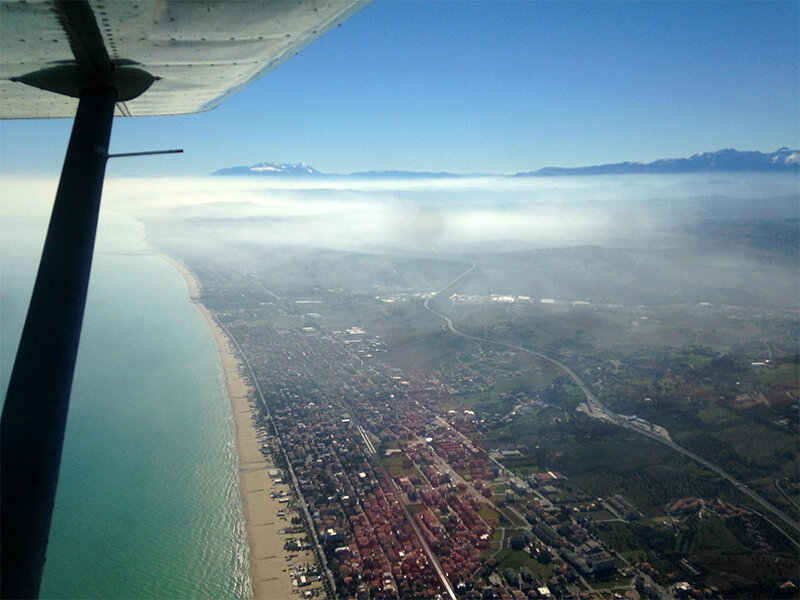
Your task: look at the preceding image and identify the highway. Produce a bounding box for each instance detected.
[423,265,800,544]
[775,478,800,511]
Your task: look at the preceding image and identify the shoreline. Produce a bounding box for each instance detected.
[162,254,314,600]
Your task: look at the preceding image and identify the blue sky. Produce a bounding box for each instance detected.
[1,0,797,176]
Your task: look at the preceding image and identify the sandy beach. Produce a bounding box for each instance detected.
[163,255,318,599]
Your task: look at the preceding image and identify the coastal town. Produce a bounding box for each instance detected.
[229,316,661,600]
[153,223,799,600]
[170,249,793,600]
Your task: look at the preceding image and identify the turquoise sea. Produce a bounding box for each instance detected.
[1,211,250,599]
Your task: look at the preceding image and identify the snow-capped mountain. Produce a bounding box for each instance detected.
[212,149,799,178]
[514,148,800,176]
[771,147,800,166]
[212,162,319,176]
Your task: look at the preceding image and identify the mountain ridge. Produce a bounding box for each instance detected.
[515,147,799,176]
[211,148,799,178]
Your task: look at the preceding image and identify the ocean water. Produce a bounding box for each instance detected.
[1,211,250,599]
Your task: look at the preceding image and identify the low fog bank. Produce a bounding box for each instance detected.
[2,173,797,309]
[458,243,798,309]
[130,173,798,310]
[98,172,793,252]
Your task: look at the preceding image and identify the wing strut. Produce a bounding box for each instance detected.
[1,84,117,599]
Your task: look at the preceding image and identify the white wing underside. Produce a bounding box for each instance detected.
[0,0,368,118]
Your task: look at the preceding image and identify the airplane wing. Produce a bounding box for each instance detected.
[0,2,369,597]
[1,0,368,118]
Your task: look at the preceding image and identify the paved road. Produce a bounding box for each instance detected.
[375,459,458,600]
[423,266,800,544]
[620,419,800,543]
[215,318,338,594]
[357,424,376,455]
[775,478,800,512]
